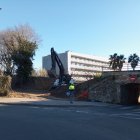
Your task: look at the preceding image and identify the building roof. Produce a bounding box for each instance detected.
[66,51,109,62]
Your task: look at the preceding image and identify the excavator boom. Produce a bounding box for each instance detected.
[50,47,71,85]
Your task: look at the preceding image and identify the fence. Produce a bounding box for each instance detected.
[102,62,140,72]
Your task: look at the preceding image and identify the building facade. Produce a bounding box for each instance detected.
[42,51,109,81]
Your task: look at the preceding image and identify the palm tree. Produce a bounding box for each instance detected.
[109,53,118,71]
[128,53,139,71]
[117,55,126,71]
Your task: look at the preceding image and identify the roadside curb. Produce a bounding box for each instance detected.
[0,102,96,108]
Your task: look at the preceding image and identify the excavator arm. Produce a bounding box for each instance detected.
[50,48,71,85]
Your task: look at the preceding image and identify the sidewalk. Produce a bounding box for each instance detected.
[0,97,108,107]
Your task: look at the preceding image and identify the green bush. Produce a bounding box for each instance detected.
[0,76,11,96]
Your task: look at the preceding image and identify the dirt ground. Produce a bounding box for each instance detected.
[7,89,51,99]
[7,79,92,100]
[7,87,89,101]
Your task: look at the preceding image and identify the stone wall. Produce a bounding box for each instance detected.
[89,76,121,103]
[89,71,140,104]
[12,76,55,90]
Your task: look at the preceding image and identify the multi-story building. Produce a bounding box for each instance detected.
[42,51,109,81]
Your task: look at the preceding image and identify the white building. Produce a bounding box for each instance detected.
[42,51,110,81]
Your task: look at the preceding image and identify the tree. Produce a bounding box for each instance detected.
[12,38,37,83]
[109,53,118,71]
[0,24,39,82]
[117,55,126,71]
[128,53,139,71]
[109,53,126,71]
[0,30,16,75]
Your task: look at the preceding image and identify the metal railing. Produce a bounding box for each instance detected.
[102,63,140,72]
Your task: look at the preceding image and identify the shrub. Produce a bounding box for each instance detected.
[0,76,11,96]
[31,69,48,77]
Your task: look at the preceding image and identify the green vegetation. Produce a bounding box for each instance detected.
[109,53,140,71]
[0,24,39,83]
[128,53,140,71]
[12,39,37,83]
[109,53,126,71]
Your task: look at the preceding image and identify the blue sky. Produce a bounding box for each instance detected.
[0,0,140,69]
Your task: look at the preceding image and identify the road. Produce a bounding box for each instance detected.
[0,103,140,140]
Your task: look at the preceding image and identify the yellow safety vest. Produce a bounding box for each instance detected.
[69,84,75,90]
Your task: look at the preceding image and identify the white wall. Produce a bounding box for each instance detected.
[42,52,69,75]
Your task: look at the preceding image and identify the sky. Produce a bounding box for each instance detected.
[0,0,140,69]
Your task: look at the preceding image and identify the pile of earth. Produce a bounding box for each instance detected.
[49,76,108,101]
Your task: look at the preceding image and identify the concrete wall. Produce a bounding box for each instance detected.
[58,52,68,74]
[42,52,68,75]
[103,71,140,77]
[42,55,52,70]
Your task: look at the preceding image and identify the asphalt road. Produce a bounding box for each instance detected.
[0,104,140,140]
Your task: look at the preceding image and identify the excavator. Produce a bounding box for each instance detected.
[49,47,71,87]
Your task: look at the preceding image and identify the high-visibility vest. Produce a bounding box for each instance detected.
[69,84,75,90]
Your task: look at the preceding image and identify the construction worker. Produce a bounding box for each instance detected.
[68,82,75,104]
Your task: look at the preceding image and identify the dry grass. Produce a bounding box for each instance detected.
[7,90,51,99]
